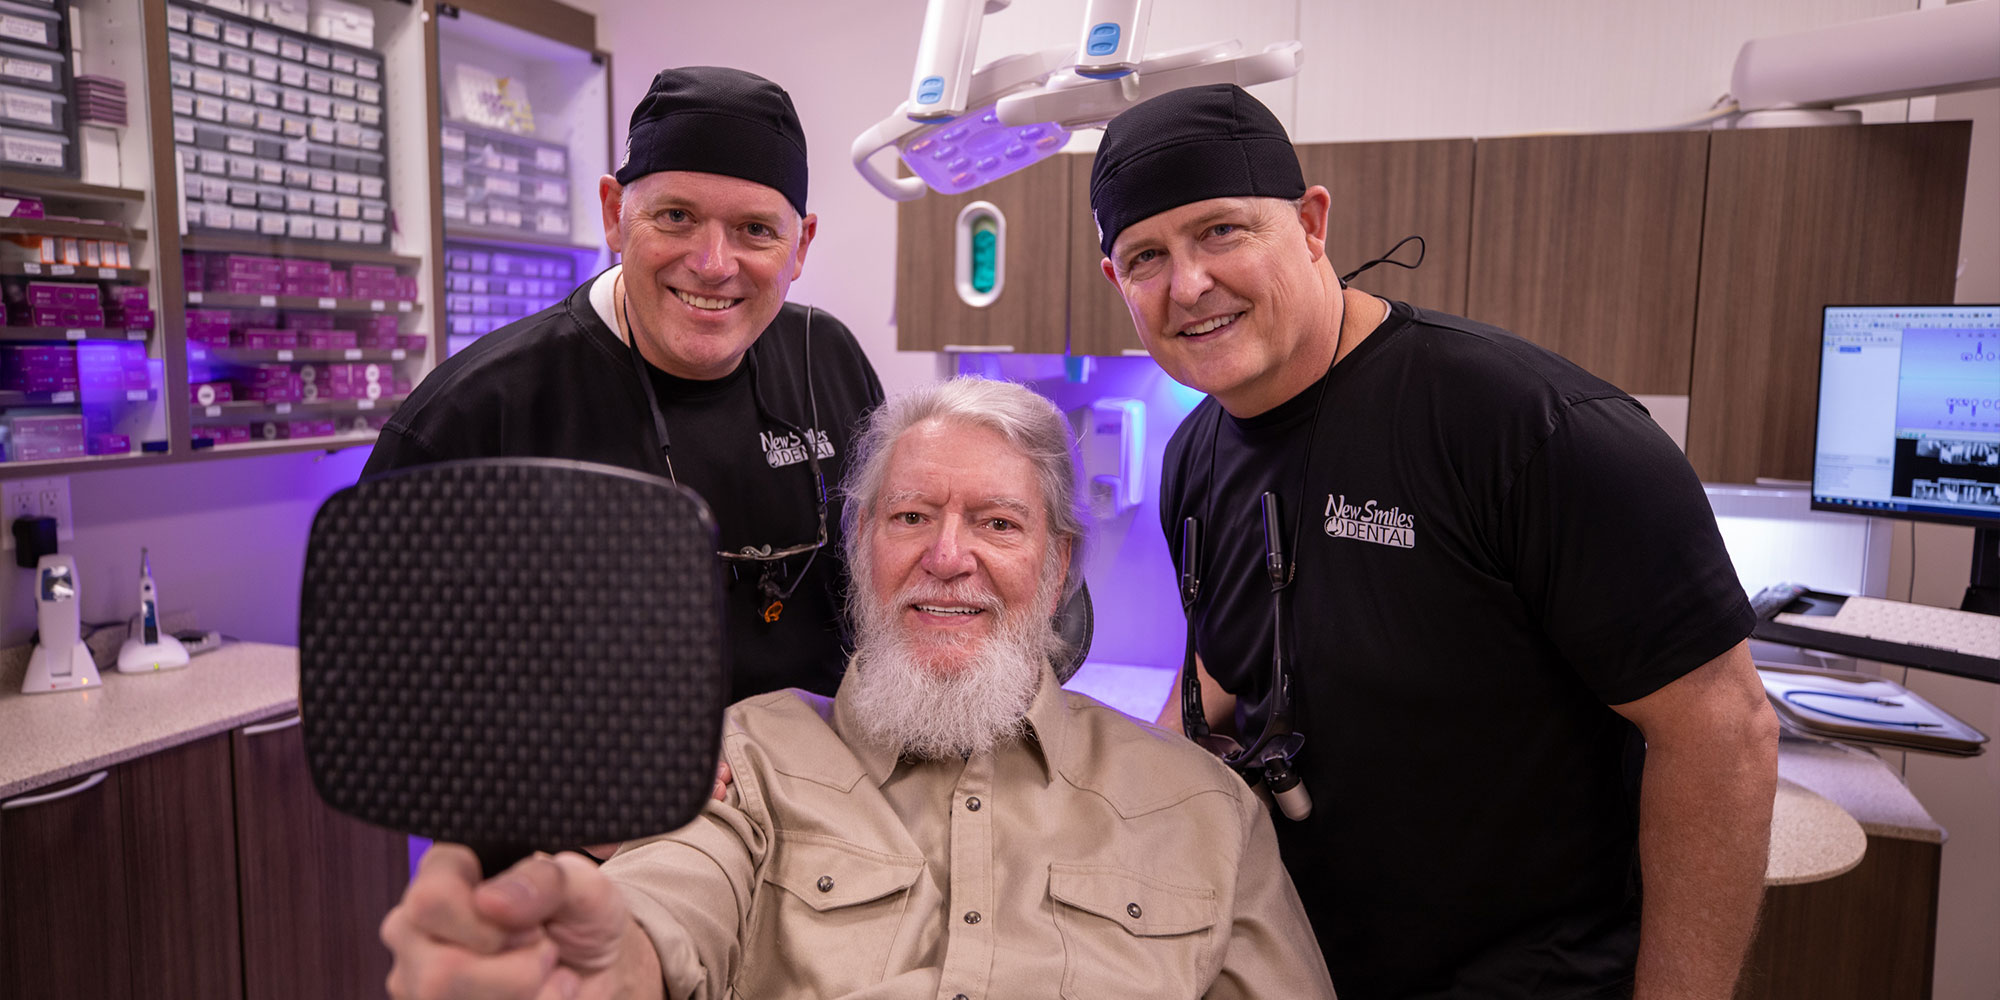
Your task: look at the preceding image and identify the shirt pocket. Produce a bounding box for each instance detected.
[1048,864,1219,1000]
[735,836,926,997]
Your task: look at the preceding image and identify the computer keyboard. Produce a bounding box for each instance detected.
[1776,596,2000,660]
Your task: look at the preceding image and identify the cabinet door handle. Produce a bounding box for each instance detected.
[2,770,109,810]
[242,714,302,736]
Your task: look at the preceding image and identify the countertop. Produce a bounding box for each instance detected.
[0,641,299,800]
[0,647,1951,883]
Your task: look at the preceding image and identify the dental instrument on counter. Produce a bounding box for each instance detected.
[24,554,100,694]
[117,547,188,674]
[852,0,1302,201]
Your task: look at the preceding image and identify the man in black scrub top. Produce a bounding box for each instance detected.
[1088,84,1779,1000]
[366,66,884,705]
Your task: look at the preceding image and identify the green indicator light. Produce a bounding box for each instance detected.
[970,219,997,294]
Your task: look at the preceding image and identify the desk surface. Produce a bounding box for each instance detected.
[0,641,298,800]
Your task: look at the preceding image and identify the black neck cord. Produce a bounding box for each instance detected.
[1339,234,1426,287]
[618,270,826,609]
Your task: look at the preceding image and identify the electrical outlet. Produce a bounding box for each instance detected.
[38,476,71,543]
[2,477,71,549]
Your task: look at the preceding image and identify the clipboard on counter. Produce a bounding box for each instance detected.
[1758,662,1988,757]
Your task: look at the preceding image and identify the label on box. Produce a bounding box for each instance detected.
[50,390,74,403]
[20,262,37,273]
[227,135,254,154]
[4,90,54,126]
[280,39,303,60]
[369,300,384,311]
[224,51,249,74]
[167,6,188,30]
[343,348,362,360]
[0,15,50,46]
[193,43,221,67]
[258,295,277,307]
[390,348,405,360]
[205,405,221,417]
[252,29,278,54]
[306,47,330,68]
[397,301,412,313]
[276,349,293,361]
[64,329,83,340]
[97,268,115,279]
[222,24,248,47]
[275,402,291,414]
[50,264,72,275]
[356,399,374,410]
[190,14,220,38]
[2,58,54,85]
[187,291,204,303]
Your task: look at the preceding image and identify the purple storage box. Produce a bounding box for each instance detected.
[290,420,336,438]
[6,414,86,460]
[218,254,284,277]
[282,259,332,278]
[2,192,46,219]
[26,282,102,309]
[303,329,357,350]
[244,382,302,403]
[222,276,284,296]
[87,434,131,456]
[190,381,234,405]
[236,329,296,349]
[107,285,149,309]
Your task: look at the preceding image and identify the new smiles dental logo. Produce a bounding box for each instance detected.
[1324,494,1417,549]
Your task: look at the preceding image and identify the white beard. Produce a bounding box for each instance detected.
[845,561,1064,761]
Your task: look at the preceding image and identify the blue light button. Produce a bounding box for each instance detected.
[1087,23,1120,56]
[917,76,945,105]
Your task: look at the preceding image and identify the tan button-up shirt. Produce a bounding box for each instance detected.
[604,665,1335,999]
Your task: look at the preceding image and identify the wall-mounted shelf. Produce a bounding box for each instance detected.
[443,224,598,254]
[0,263,149,282]
[0,174,147,204]
[180,234,424,269]
[0,326,151,343]
[193,397,406,421]
[183,291,420,314]
[0,388,157,408]
[0,217,146,242]
[205,347,412,364]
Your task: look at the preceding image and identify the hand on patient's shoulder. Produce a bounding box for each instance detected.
[381,843,653,999]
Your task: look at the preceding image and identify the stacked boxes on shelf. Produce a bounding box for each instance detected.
[181,248,417,448]
[442,244,575,354]
[0,0,74,175]
[1,275,152,330]
[440,119,571,240]
[0,341,147,459]
[165,1,389,245]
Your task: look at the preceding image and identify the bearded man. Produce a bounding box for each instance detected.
[376,377,1337,1000]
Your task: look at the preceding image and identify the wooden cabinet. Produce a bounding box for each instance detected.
[1064,153,1142,357]
[1303,138,1475,317]
[1737,834,1942,1000]
[1467,132,1710,395]
[0,768,132,1000]
[1066,140,1478,357]
[1686,122,1971,484]
[0,720,405,1000]
[895,156,1071,354]
[118,734,244,999]
[234,713,405,1000]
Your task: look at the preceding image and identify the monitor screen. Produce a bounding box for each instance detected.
[1811,305,2000,529]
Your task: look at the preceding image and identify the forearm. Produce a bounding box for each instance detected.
[1631,716,1778,999]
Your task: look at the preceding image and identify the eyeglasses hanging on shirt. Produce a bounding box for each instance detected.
[620,278,827,624]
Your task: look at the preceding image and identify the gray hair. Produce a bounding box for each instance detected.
[841,377,1089,600]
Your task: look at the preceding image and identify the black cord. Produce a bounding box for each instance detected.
[1339,234,1426,286]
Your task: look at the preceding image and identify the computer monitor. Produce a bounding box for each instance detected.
[1811,304,2000,612]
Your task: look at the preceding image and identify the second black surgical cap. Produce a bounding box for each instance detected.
[615,66,810,217]
[1088,84,1305,259]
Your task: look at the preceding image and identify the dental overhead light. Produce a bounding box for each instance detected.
[851,0,1302,200]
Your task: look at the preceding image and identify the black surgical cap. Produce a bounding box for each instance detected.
[1088,84,1305,259]
[615,66,809,217]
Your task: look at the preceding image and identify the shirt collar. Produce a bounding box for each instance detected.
[831,659,1069,788]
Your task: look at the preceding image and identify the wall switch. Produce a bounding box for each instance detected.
[3,477,71,549]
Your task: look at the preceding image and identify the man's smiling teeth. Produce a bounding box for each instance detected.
[915,604,982,615]
[1181,313,1242,336]
[675,289,738,310]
